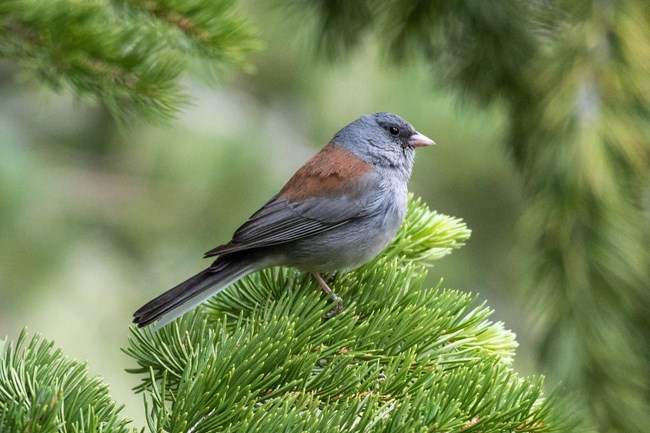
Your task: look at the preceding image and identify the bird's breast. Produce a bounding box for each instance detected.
[280,180,409,273]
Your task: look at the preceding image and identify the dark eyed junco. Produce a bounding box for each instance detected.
[134,112,434,328]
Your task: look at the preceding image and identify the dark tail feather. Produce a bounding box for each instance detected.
[133,259,256,329]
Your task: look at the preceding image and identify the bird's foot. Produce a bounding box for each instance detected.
[323,293,344,319]
[312,272,344,319]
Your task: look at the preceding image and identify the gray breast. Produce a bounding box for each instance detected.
[281,180,408,273]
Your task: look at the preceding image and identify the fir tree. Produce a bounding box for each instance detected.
[0,0,259,122]
[294,1,650,432]
[3,1,647,432]
[1,197,581,432]
[0,331,132,433]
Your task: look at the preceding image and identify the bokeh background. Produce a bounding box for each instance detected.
[1,1,648,431]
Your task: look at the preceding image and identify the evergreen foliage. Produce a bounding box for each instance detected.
[2,0,646,431]
[0,197,581,432]
[0,0,259,122]
[124,196,578,432]
[0,330,133,433]
[510,3,650,430]
[294,1,650,431]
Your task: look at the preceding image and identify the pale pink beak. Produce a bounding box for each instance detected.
[408,132,436,147]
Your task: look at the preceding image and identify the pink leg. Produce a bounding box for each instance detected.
[311,272,344,318]
[312,272,332,293]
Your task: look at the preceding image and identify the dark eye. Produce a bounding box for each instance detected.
[389,126,400,136]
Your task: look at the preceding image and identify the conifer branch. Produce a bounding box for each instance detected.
[0,196,581,432]
[0,330,133,433]
[0,0,259,122]
[124,196,580,432]
[290,2,650,431]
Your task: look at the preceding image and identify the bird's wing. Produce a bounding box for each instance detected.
[204,144,381,257]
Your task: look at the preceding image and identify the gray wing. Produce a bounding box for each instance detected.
[204,186,382,258]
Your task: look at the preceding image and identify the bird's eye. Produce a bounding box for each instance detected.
[389,126,400,136]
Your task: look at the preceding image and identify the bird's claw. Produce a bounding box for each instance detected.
[323,293,344,319]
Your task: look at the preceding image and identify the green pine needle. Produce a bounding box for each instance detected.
[0,195,580,432]
[123,195,577,432]
[378,194,472,264]
[0,0,260,122]
[0,330,133,433]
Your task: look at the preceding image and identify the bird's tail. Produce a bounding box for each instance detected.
[133,258,256,330]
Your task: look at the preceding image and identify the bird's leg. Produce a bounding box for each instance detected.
[312,272,344,318]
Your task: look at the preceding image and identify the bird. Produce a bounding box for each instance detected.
[133,112,434,329]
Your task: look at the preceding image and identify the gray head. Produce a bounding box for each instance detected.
[332,112,434,178]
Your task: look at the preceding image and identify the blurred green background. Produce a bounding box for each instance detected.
[1,1,649,431]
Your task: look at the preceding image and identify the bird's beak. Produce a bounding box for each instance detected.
[408,132,436,147]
